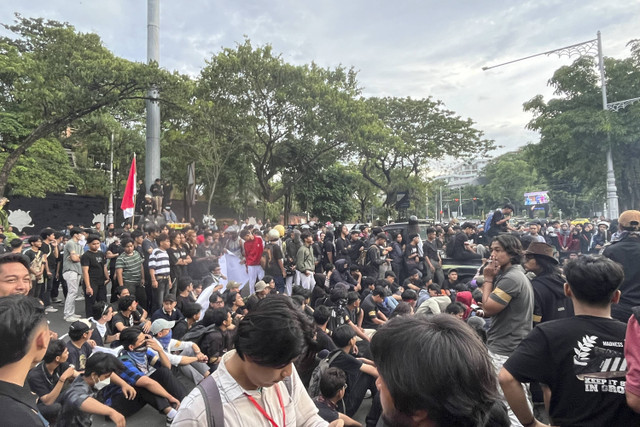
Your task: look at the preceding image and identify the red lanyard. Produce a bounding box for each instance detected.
[244,383,285,427]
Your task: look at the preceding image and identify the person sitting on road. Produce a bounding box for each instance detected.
[57,353,127,427]
[313,367,362,426]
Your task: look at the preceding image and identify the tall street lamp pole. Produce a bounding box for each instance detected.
[483,31,627,220]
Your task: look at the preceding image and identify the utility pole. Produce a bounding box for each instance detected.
[145,0,161,193]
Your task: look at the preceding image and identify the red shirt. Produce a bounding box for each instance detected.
[244,237,264,266]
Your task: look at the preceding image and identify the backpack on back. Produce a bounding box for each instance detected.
[484,210,497,233]
[261,243,273,270]
[307,349,342,398]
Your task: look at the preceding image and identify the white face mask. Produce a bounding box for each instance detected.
[94,377,111,391]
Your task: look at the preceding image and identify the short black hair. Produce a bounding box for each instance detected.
[332,324,356,347]
[445,302,466,316]
[40,228,55,239]
[320,367,347,399]
[313,305,331,325]
[177,303,198,319]
[28,235,41,244]
[347,291,360,305]
[401,289,418,301]
[390,301,413,318]
[209,291,223,304]
[131,230,143,240]
[44,339,67,364]
[0,252,30,272]
[564,255,624,306]
[120,237,134,247]
[84,352,124,377]
[156,233,170,245]
[118,295,137,312]
[86,234,101,244]
[234,295,314,368]
[177,277,193,293]
[203,307,229,327]
[119,327,143,350]
[503,203,515,211]
[372,286,386,297]
[10,238,23,249]
[371,315,508,426]
[92,301,111,319]
[0,296,48,368]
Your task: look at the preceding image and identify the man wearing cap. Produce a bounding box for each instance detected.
[253,280,270,299]
[523,242,573,325]
[150,319,210,385]
[62,228,85,322]
[66,319,96,371]
[151,293,183,322]
[603,210,640,322]
[589,221,611,253]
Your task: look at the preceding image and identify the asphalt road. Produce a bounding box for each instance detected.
[47,296,372,426]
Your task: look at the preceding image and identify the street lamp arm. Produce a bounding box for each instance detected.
[482,38,597,71]
[606,97,640,112]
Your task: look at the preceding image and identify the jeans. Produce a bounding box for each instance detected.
[489,350,532,427]
[63,271,80,318]
[152,278,170,313]
[40,275,52,307]
[273,274,285,294]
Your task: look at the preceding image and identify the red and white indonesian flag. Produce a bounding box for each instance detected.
[120,154,136,218]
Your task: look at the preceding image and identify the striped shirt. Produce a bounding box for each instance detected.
[149,248,171,276]
[115,251,143,287]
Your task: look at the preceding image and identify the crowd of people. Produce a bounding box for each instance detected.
[1,206,640,426]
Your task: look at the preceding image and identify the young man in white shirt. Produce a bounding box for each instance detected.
[173,295,344,427]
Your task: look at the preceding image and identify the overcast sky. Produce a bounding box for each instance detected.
[3,1,639,159]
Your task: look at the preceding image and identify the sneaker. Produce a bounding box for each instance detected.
[76,295,85,301]
[45,306,58,313]
[166,416,174,427]
[64,315,80,322]
[51,297,62,303]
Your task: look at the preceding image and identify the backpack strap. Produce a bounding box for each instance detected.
[197,375,224,427]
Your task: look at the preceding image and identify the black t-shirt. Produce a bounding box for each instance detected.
[264,243,284,277]
[107,243,123,276]
[488,209,506,236]
[27,362,71,398]
[329,351,363,392]
[423,239,439,263]
[66,341,92,371]
[360,294,379,329]
[313,396,339,422]
[112,312,133,330]
[81,250,106,285]
[315,327,337,352]
[503,315,639,426]
[41,241,57,270]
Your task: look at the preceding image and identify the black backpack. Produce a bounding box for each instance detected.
[181,324,219,346]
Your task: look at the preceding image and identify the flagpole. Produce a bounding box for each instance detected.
[132,153,137,229]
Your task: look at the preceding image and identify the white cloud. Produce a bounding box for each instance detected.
[3,0,639,156]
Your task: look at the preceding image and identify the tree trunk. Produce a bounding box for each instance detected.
[283,190,292,225]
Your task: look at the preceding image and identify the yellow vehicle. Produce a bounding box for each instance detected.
[570,218,590,225]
